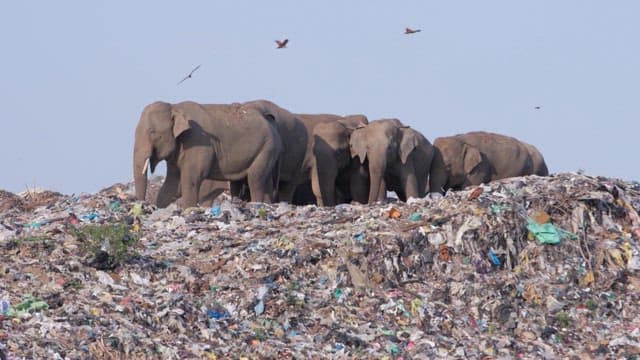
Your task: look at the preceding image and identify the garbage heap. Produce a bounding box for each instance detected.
[1,173,640,359]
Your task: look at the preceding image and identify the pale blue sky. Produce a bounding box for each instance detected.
[1,1,639,194]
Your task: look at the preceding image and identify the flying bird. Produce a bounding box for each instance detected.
[534,106,541,110]
[405,27,421,35]
[177,64,201,85]
[275,39,289,49]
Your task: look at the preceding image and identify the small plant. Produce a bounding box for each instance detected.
[555,311,572,328]
[253,327,267,341]
[71,222,139,270]
[8,235,55,253]
[585,299,598,311]
[64,278,83,291]
[13,235,49,243]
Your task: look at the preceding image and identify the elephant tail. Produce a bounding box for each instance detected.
[272,158,281,200]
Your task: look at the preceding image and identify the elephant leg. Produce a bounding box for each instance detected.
[263,176,274,203]
[401,168,420,201]
[246,144,280,203]
[179,175,202,208]
[367,176,381,204]
[246,164,274,203]
[198,180,226,207]
[334,184,349,204]
[230,180,247,200]
[429,170,448,194]
[396,189,407,202]
[376,178,387,202]
[246,174,272,203]
[179,162,207,208]
[157,163,180,208]
[417,167,429,197]
[349,162,369,204]
[277,181,297,203]
[311,161,338,207]
[367,158,388,203]
[291,182,317,205]
[367,158,387,203]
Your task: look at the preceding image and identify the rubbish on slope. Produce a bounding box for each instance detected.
[0,172,639,358]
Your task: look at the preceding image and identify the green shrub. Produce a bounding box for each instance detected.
[71,222,139,269]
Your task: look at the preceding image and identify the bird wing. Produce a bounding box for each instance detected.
[189,64,202,76]
[177,64,201,85]
[177,75,189,85]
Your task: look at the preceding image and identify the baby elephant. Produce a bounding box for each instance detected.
[429,131,548,193]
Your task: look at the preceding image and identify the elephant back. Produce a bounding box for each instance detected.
[458,131,534,179]
[522,142,549,176]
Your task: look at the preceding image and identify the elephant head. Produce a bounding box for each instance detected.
[395,127,434,199]
[429,137,488,193]
[133,101,191,201]
[304,114,369,206]
[350,119,428,202]
[339,114,369,129]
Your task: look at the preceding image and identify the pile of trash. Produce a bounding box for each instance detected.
[1,173,640,359]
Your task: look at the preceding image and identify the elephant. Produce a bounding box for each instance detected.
[133,101,282,207]
[240,100,309,202]
[309,115,369,206]
[428,131,548,193]
[181,100,370,206]
[231,105,368,204]
[350,119,435,203]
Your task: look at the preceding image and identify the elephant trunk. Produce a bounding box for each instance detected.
[133,132,153,201]
[367,148,388,203]
[428,147,447,194]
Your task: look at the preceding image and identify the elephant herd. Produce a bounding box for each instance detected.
[133,99,548,208]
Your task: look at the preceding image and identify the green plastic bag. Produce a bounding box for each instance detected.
[526,218,576,245]
[7,295,49,317]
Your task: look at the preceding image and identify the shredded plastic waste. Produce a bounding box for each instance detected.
[1,173,640,358]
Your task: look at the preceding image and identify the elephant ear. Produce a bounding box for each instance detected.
[171,108,191,138]
[350,129,368,164]
[399,129,420,164]
[463,144,483,174]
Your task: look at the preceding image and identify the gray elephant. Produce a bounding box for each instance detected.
[309,114,369,206]
[240,100,309,202]
[133,101,282,207]
[228,110,370,206]
[428,131,548,193]
[350,119,434,203]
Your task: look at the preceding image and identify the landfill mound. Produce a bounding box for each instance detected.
[1,173,640,359]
